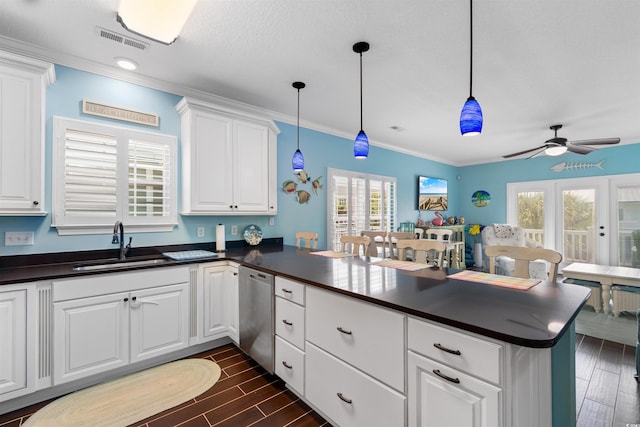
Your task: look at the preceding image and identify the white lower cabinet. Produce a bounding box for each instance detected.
[275,336,304,395]
[200,262,239,344]
[408,350,501,427]
[306,342,405,427]
[0,288,27,397]
[52,268,190,385]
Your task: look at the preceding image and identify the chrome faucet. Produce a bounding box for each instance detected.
[112,220,132,260]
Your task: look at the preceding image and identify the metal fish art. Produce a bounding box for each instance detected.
[282,180,297,194]
[296,190,311,204]
[550,160,605,173]
[294,170,310,183]
[312,176,323,195]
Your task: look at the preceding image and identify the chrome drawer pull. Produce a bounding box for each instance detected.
[433,343,461,356]
[337,326,352,335]
[433,369,460,384]
[282,361,293,369]
[281,288,293,293]
[337,392,353,404]
[282,319,293,326]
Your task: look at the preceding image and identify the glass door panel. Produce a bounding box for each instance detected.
[561,189,596,264]
[517,191,545,246]
[615,184,640,267]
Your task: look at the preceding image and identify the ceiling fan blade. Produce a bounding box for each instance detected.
[569,137,620,146]
[526,147,548,159]
[567,144,595,155]
[502,144,548,159]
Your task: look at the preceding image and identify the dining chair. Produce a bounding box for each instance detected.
[295,231,318,249]
[388,232,417,259]
[414,227,426,239]
[360,231,388,257]
[339,235,371,256]
[424,229,462,268]
[485,245,563,283]
[396,239,448,267]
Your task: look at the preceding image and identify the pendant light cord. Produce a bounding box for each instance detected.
[359,51,364,130]
[297,88,300,150]
[469,0,473,98]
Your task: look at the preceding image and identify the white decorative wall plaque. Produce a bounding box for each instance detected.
[82,100,159,127]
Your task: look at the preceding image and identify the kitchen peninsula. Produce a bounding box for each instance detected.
[0,242,589,427]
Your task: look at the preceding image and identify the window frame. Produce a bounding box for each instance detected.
[52,116,177,235]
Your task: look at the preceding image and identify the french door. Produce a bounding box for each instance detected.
[507,173,640,267]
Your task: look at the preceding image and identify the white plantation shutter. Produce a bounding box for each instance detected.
[53,117,177,235]
[327,168,396,251]
[63,129,118,218]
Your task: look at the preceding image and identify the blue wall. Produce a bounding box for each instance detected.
[1,64,638,255]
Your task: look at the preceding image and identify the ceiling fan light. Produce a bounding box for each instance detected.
[545,145,568,156]
[117,0,198,45]
[354,130,369,159]
[292,149,304,171]
[460,96,483,136]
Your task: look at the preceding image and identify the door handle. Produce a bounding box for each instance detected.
[130,297,160,308]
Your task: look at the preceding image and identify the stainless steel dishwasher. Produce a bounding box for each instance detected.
[239,266,275,374]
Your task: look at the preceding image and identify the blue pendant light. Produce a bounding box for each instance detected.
[353,41,370,159]
[460,0,483,136]
[292,81,305,171]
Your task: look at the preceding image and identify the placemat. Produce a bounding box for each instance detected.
[370,259,432,271]
[310,250,357,258]
[447,270,541,290]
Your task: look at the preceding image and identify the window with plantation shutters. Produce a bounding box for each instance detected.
[53,117,177,235]
[327,168,396,252]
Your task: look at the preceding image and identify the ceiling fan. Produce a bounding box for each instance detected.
[502,124,620,159]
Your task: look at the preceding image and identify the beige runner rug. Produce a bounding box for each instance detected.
[24,359,221,427]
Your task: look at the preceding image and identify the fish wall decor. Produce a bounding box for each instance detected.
[550,160,605,173]
[282,170,322,205]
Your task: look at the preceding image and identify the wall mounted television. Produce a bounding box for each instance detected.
[418,175,448,211]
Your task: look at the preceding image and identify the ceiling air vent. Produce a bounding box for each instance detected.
[95,27,149,52]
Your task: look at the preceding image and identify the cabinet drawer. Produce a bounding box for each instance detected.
[275,277,305,305]
[306,287,405,391]
[275,297,305,350]
[306,343,405,427]
[408,317,503,384]
[275,336,304,396]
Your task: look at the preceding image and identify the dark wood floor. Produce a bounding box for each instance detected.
[1,337,638,427]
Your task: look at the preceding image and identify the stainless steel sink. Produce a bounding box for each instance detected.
[72,258,169,271]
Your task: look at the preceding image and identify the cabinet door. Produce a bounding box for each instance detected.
[408,351,502,427]
[202,265,228,340]
[0,65,45,214]
[130,283,190,363]
[0,290,27,396]
[226,264,239,343]
[232,120,270,212]
[187,110,233,212]
[53,292,129,384]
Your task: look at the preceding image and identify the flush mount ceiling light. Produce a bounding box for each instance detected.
[292,81,306,172]
[353,41,370,159]
[117,0,198,45]
[115,57,138,70]
[459,0,483,136]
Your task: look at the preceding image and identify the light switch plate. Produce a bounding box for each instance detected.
[5,231,35,246]
[197,227,205,237]
[231,225,238,235]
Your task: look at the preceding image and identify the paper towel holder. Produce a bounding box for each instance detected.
[216,224,226,253]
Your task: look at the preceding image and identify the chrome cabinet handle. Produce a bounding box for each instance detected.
[433,343,461,356]
[433,369,460,384]
[337,392,353,404]
[282,319,293,326]
[282,361,292,369]
[337,326,352,335]
[281,288,293,293]
[130,297,159,308]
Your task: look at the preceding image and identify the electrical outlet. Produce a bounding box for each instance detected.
[231,225,238,235]
[269,217,275,226]
[197,227,205,237]
[5,231,34,246]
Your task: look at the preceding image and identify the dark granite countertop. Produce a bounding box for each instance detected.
[0,240,590,349]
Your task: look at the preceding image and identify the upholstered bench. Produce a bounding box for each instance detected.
[563,277,602,313]
[611,284,640,317]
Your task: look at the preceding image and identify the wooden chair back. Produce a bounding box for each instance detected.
[396,239,448,266]
[388,232,417,259]
[340,235,371,255]
[414,227,426,239]
[295,231,318,249]
[360,231,387,257]
[485,245,563,283]
[424,229,453,242]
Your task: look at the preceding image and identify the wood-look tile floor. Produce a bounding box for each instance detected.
[1,338,638,427]
[0,344,330,427]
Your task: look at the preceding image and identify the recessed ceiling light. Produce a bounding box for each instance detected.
[390,126,405,132]
[115,57,138,70]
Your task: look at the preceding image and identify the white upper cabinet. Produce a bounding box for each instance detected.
[176,97,279,215]
[0,51,55,215]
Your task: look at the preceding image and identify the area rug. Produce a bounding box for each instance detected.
[24,359,221,427]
